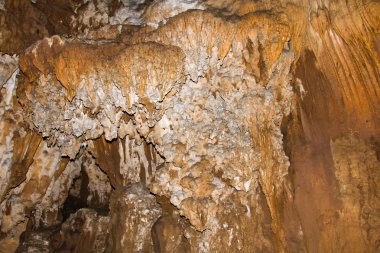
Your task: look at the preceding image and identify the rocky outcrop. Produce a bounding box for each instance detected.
[108,184,161,252]
[16,208,110,253]
[0,0,379,252]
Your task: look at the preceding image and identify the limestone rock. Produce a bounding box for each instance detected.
[108,184,161,253]
[16,208,110,253]
[0,0,379,252]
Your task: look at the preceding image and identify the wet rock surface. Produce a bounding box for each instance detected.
[0,0,379,252]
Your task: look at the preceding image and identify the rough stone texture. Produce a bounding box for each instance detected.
[0,0,379,252]
[16,208,110,253]
[108,184,161,253]
[326,135,380,253]
[54,208,110,253]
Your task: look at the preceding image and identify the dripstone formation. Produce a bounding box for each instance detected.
[0,0,379,252]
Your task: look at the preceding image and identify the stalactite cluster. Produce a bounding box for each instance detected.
[0,0,379,252]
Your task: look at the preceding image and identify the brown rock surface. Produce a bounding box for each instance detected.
[0,0,379,252]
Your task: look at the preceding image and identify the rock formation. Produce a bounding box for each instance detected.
[0,0,379,252]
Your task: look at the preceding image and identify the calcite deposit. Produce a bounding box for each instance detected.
[0,0,379,253]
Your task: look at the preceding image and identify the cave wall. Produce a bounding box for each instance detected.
[0,0,379,252]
